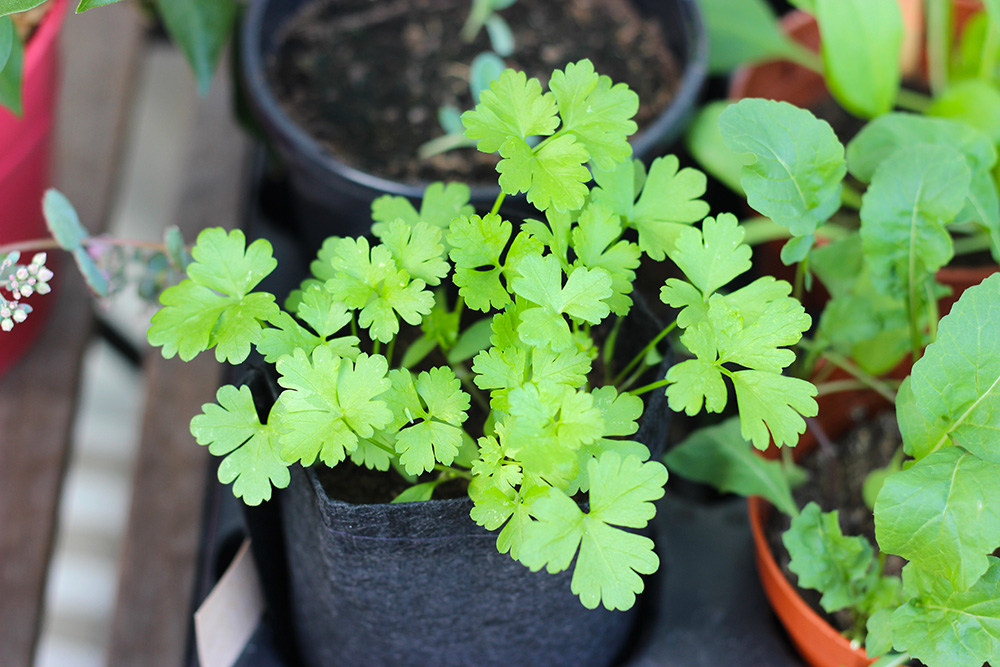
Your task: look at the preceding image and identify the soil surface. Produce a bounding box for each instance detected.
[765,409,907,638]
[268,0,681,184]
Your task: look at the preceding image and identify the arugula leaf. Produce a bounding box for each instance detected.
[784,502,884,613]
[886,559,1000,667]
[719,99,845,241]
[548,59,638,169]
[896,274,1000,463]
[273,349,392,467]
[518,453,666,610]
[859,144,970,299]
[696,0,809,72]
[664,417,800,517]
[148,228,280,362]
[190,384,290,505]
[815,0,901,118]
[875,447,1000,591]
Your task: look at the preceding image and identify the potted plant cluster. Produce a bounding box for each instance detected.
[134,59,826,664]
[689,0,1000,316]
[238,0,709,249]
[667,95,1000,667]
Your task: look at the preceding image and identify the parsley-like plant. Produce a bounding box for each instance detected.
[144,59,819,611]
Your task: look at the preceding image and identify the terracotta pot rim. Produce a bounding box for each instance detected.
[748,495,874,666]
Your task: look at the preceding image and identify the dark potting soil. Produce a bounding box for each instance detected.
[268,0,681,185]
[316,458,470,504]
[765,409,908,639]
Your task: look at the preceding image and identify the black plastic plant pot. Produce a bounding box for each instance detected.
[238,0,709,254]
[239,299,674,667]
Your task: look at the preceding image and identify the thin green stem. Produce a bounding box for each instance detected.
[952,231,993,256]
[453,361,490,411]
[786,43,824,74]
[793,257,808,306]
[894,87,932,113]
[815,378,901,397]
[433,463,473,480]
[373,339,382,357]
[603,316,624,385]
[800,343,898,404]
[840,182,864,210]
[385,336,396,368]
[627,377,670,397]
[926,0,951,96]
[614,321,676,386]
[981,21,1000,81]
[490,191,507,216]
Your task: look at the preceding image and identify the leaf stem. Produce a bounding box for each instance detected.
[893,87,931,113]
[814,378,901,397]
[490,191,506,216]
[840,182,864,210]
[602,315,624,385]
[627,377,670,397]
[453,361,490,411]
[925,0,951,97]
[798,341,898,404]
[434,463,473,480]
[385,336,396,368]
[614,321,675,386]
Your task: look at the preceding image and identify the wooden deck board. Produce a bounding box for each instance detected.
[0,5,144,667]
[107,60,249,667]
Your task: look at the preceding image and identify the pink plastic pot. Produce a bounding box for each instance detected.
[0,0,68,378]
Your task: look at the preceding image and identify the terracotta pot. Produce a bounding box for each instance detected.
[748,378,901,667]
[0,0,68,379]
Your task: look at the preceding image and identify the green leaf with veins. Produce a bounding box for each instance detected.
[371,182,474,238]
[190,384,290,505]
[148,228,280,363]
[572,202,640,316]
[592,156,709,261]
[784,502,889,614]
[859,144,969,299]
[391,367,471,475]
[886,559,1000,667]
[296,284,352,338]
[719,99,845,238]
[326,236,434,342]
[471,435,523,498]
[287,236,342,312]
[519,453,666,610]
[462,68,558,152]
[875,447,1000,592]
[729,370,817,449]
[256,311,322,363]
[506,383,603,485]
[448,213,542,312]
[273,349,392,467]
[895,274,1000,463]
[375,220,449,286]
[498,133,592,212]
[666,213,751,298]
[665,417,801,517]
[522,209,572,266]
[548,59,638,169]
[663,358,728,416]
[511,253,612,324]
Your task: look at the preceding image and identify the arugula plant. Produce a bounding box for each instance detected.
[690,0,1000,272]
[137,59,818,611]
[0,0,236,113]
[667,97,1000,667]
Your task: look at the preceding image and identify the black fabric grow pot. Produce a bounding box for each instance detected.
[238,0,708,255]
[238,294,673,667]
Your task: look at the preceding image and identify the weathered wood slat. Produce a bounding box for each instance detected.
[107,61,249,667]
[0,6,144,667]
